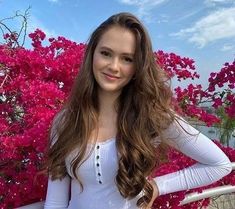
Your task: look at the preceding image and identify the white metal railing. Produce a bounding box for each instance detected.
[180,162,235,205]
[16,162,235,209]
[16,202,43,209]
[180,185,235,205]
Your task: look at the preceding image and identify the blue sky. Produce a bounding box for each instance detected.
[1,0,235,88]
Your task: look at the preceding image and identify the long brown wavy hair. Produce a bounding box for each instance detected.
[46,12,183,208]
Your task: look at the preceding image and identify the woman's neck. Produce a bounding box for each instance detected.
[98,89,120,117]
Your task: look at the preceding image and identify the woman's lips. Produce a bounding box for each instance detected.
[103,73,120,80]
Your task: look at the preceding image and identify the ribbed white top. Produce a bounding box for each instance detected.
[44,118,232,209]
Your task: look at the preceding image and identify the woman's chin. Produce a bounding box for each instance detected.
[98,86,122,95]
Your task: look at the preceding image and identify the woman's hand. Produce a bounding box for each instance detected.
[145,179,159,209]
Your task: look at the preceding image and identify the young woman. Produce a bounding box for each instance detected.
[44,12,232,209]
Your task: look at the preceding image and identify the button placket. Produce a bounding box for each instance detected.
[95,144,102,184]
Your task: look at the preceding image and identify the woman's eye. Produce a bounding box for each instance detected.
[124,57,133,63]
[100,51,110,57]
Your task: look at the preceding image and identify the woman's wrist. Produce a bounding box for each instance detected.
[150,179,159,197]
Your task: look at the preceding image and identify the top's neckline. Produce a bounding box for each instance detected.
[88,137,116,146]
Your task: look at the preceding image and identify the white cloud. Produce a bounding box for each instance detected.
[174,8,203,22]
[120,0,167,6]
[48,0,59,2]
[28,16,57,38]
[120,0,141,5]
[204,0,235,6]
[171,7,235,48]
[206,0,234,2]
[221,44,235,51]
[119,0,169,21]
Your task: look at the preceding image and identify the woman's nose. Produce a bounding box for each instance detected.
[109,57,119,71]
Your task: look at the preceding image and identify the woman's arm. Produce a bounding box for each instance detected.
[153,117,232,196]
[44,175,71,209]
[44,110,71,208]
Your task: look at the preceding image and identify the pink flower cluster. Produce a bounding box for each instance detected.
[0,29,85,208]
[208,62,235,117]
[156,50,199,81]
[174,84,221,126]
[0,29,234,209]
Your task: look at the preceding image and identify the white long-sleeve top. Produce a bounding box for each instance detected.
[44,118,232,209]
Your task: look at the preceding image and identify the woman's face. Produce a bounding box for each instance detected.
[93,26,136,96]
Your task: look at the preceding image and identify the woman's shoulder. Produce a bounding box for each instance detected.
[54,108,67,121]
[50,108,68,146]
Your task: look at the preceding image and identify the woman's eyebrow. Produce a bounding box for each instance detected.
[99,46,134,56]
